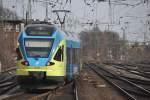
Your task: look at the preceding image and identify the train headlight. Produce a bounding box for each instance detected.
[21,61,29,66]
[46,61,55,66]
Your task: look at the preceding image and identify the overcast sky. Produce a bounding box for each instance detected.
[2,0,150,42]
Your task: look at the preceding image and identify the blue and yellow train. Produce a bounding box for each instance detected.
[16,24,81,88]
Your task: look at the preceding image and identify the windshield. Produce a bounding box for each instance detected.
[25,38,53,58]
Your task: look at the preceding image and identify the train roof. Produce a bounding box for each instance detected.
[58,29,80,42]
[24,24,80,42]
[25,24,55,29]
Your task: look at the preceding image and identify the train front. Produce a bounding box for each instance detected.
[16,24,65,89]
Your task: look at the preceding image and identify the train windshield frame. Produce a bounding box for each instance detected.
[25,25,56,36]
[24,38,54,58]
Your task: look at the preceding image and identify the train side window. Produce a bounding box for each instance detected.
[76,48,80,65]
[54,46,63,61]
[70,48,73,64]
[78,49,81,65]
[72,49,75,65]
[67,48,70,65]
[75,48,77,65]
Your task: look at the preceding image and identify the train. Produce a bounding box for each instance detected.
[16,23,82,89]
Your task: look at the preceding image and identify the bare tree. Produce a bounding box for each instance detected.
[80,27,123,63]
[0,6,17,71]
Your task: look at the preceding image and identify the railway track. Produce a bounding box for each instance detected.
[45,81,79,100]
[0,69,18,95]
[0,80,79,100]
[105,62,150,79]
[0,67,79,100]
[124,63,150,78]
[0,91,52,100]
[1,67,17,74]
[109,65,150,92]
[110,65,150,92]
[87,63,150,100]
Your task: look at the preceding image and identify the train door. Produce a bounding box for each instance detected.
[74,48,80,76]
[73,48,78,75]
[66,46,73,81]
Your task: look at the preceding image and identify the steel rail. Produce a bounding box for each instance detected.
[28,91,52,100]
[86,63,136,100]
[0,92,24,100]
[94,63,150,95]
[0,78,80,100]
[104,64,150,85]
[0,90,54,100]
[1,67,17,74]
[73,80,79,100]
[42,81,79,100]
[87,63,150,100]
[107,63,150,79]
[0,82,18,95]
